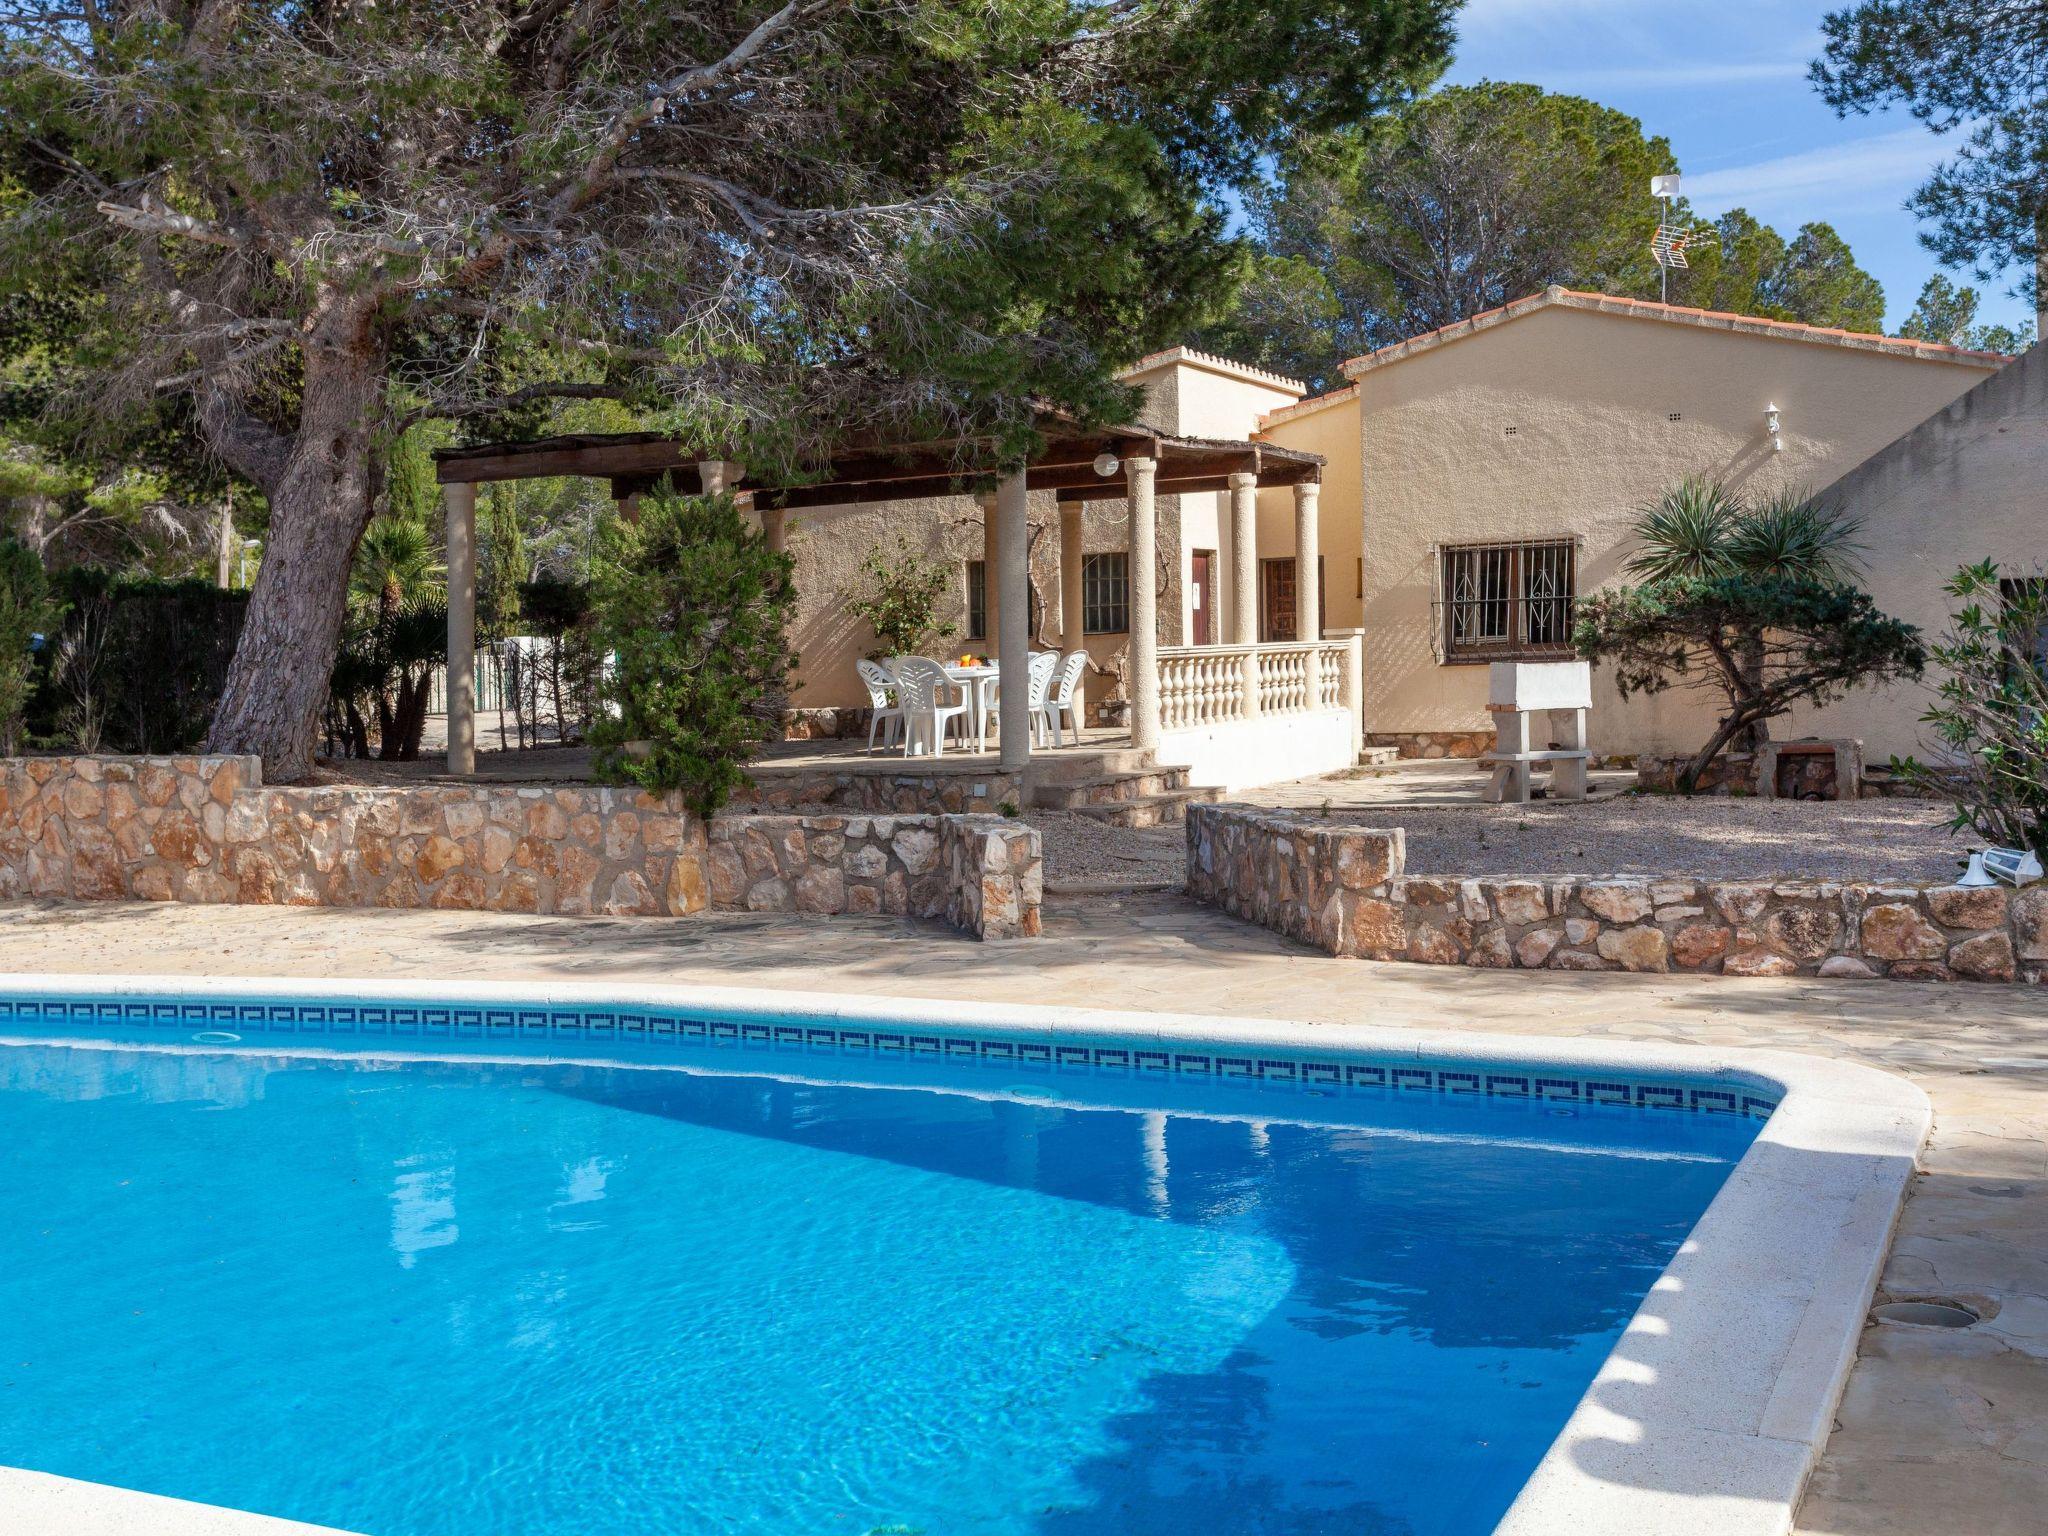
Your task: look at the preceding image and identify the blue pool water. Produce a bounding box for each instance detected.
[0,1009,1760,1536]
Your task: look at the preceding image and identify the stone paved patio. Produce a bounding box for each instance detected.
[0,891,2042,1534]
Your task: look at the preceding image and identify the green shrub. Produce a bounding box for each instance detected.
[1897,561,2048,854]
[1574,573,1924,795]
[587,484,795,815]
[0,539,60,753]
[27,571,240,753]
[846,533,956,659]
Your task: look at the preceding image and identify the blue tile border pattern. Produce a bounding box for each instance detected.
[0,993,1780,1120]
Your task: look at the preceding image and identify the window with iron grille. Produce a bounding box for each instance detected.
[964,560,987,641]
[1439,540,1577,662]
[1083,552,1129,635]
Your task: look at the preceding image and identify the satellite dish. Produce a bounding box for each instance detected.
[1650,174,1681,197]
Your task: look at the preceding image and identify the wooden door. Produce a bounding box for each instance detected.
[1190,550,1214,645]
[1260,557,1297,642]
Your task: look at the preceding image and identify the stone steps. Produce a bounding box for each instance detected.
[1024,746,1159,785]
[1064,787,1224,828]
[1030,767,1195,808]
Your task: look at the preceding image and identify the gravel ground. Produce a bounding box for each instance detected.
[1024,810,1184,885]
[1029,795,1974,887]
[1385,795,1969,882]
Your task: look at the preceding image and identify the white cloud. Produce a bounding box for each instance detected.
[1680,128,1947,219]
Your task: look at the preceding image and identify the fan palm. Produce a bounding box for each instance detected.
[350,511,445,625]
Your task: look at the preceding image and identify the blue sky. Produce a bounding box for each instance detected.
[1444,0,2032,335]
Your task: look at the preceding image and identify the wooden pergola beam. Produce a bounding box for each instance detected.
[438,425,1320,504]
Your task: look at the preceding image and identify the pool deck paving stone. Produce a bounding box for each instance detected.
[0,890,2043,1536]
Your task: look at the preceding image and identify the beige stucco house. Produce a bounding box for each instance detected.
[675,283,2025,779]
[1251,286,2012,760]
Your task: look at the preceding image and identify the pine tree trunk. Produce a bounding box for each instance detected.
[204,330,382,781]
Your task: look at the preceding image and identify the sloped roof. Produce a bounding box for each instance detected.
[1339,286,2013,379]
[1257,383,1358,431]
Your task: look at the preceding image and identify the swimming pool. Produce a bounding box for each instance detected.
[0,979,1927,1536]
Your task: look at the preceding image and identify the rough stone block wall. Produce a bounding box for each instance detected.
[706,811,1041,939]
[0,755,710,916]
[1636,752,1757,795]
[732,768,1021,814]
[1186,804,1406,956]
[1188,804,2048,983]
[0,755,1042,939]
[941,815,1043,939]
[1365,731,1493,761]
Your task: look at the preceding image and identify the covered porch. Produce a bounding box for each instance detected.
[432,422,1357,791]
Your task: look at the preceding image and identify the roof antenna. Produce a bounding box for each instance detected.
[1649,174,1691,304]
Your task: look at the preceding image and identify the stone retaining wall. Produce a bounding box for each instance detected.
[1184,804,1406,954]
[0,754,710,916]
[1187,804,2046,983]
[705,812,1040,939]
[0,756,1039,939]
[733,766,1021,814]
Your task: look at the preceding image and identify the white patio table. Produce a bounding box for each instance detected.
[940,662,1000,754]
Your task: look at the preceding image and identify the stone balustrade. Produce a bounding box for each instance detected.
[1188,803,2047,983]
[1158,636,1361,734]
[0,755,1039,940]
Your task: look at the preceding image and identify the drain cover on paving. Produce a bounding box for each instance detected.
[1871,1300,1979,1329]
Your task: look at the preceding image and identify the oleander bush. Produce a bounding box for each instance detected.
[1897,561,2048,855]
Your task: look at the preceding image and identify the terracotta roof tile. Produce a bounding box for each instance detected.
[1338,286,2013,378]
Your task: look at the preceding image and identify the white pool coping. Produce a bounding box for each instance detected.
[0,973,1932,1536]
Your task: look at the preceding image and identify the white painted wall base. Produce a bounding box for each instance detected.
[1156,707,1357,791]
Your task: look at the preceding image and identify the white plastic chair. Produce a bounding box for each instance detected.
[1025,651,1061,747]
[890,656,967,757]
[1044,650,1088,746]
[856,657,904,753]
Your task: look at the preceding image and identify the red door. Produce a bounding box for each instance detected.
[1191,550,1214,645]
[1261,558,1298,642]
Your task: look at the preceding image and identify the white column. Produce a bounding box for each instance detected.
[1295,478,1322,711]
[995,471,1032,769]
[442,481,478,777]
[1228,471,1258,645]
[696,459,740,496]
[1228,469,1260,719]
[1059,500,1086,653]
[1127,455,1160,751]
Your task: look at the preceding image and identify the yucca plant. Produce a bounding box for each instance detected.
[1624,476,1743,582]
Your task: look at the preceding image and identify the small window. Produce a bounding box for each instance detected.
[1439,540,1577,663]
[964,560,986,641]
[1083,552,1130,635]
